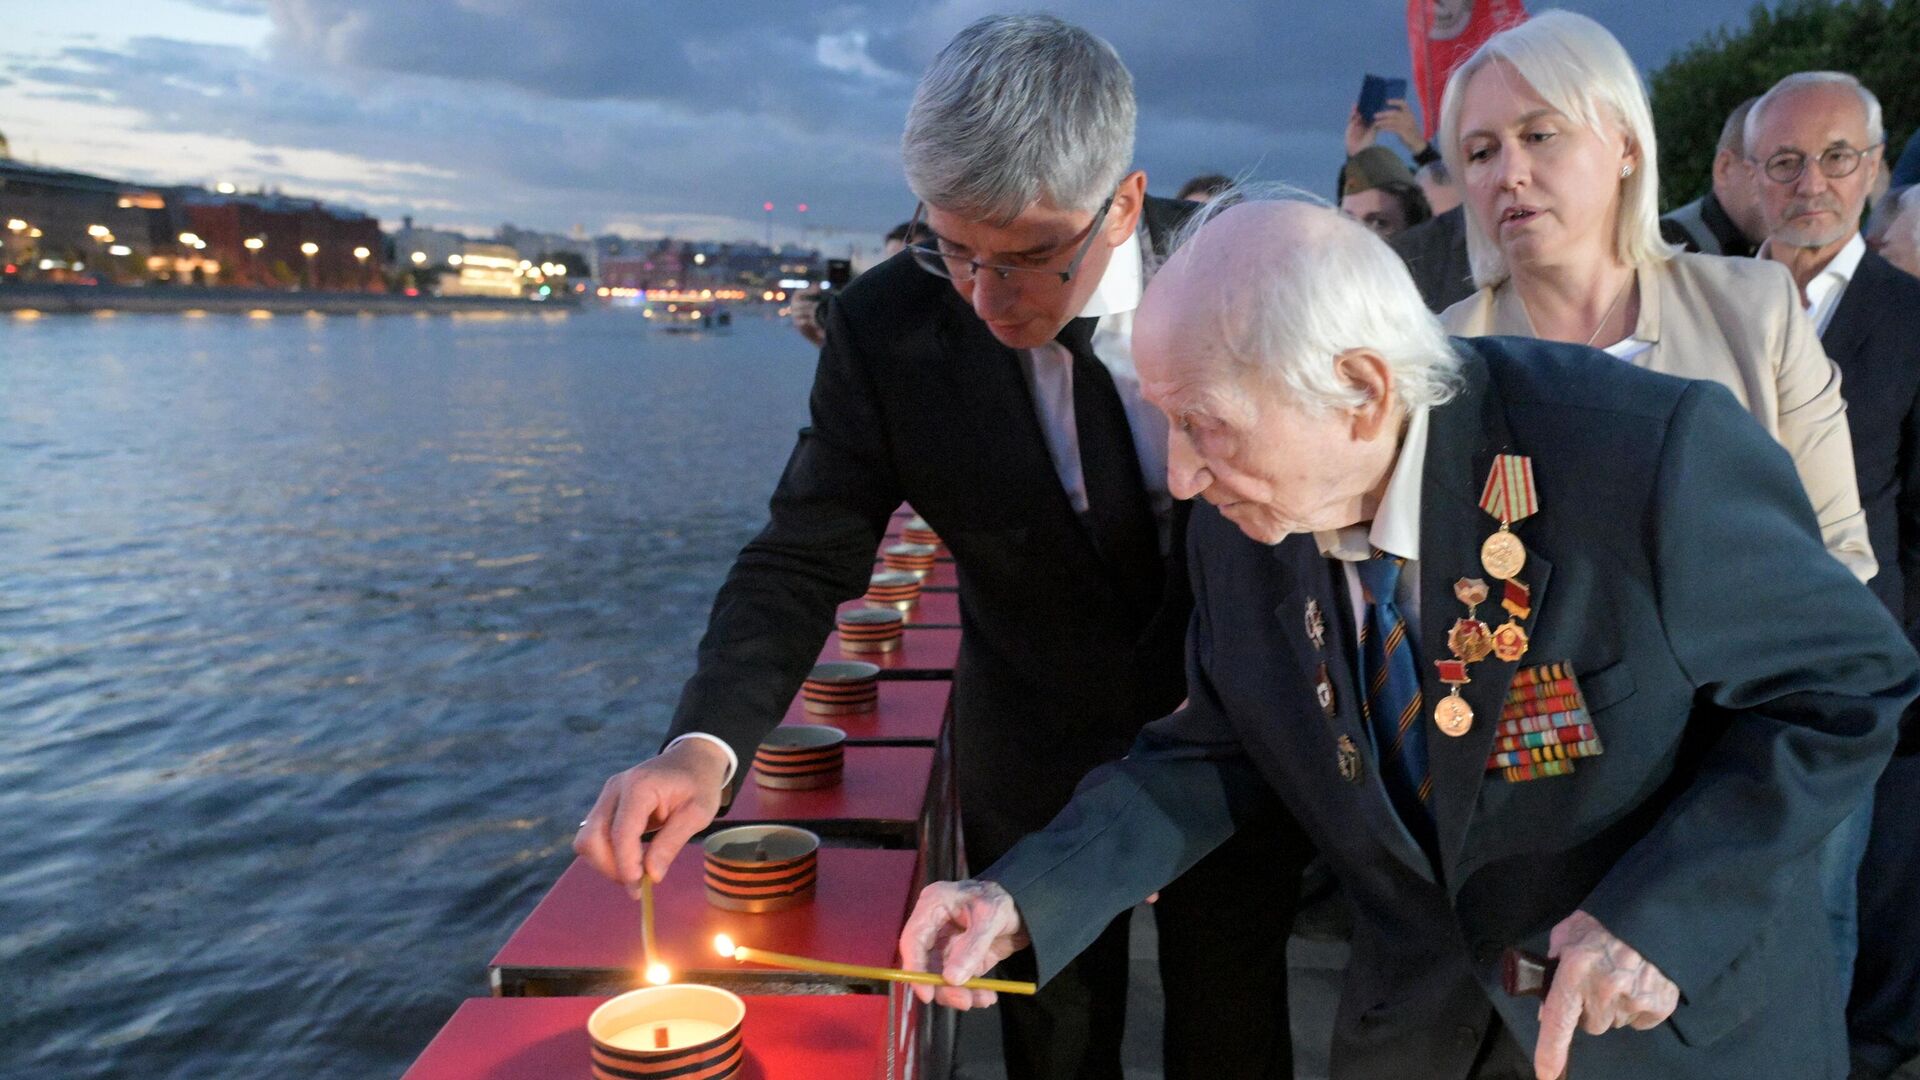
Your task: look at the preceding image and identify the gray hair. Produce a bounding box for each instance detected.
[1417,159,1454,188]
[1164,184,1463,415]
[1718,97,1759,157]
[1437,11,1672,288]
[901,15,1136,223]
[1746,71,1885,152]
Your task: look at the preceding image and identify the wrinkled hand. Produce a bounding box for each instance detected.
[789,288,826,347]
[573,739,730,896]
[1345,107,1378,157]
[1372,99,1429,158]
[899,879,1030,1009]
[1534,910,1680,1079]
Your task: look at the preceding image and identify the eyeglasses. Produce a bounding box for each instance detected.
[904,193,1116,285]
[1752,142,1884,185]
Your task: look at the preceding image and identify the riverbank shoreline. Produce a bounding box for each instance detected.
[0,282,578,316]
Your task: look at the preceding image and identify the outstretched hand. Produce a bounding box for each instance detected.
[899,879,1030,1009]
[573,738,730,895]
[1533,910,1680,1079]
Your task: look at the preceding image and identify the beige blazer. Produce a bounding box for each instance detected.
[1442,251,1875,582]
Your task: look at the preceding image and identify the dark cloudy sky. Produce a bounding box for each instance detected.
[0,1,1759,246]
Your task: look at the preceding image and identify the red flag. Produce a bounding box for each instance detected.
[1407,0,1529,139]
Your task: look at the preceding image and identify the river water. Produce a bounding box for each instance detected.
[0,309,817,1078]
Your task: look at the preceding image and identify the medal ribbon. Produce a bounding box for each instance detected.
[1478,454,1539,524]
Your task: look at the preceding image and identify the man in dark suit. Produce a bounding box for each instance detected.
[1658,97,1764,258]
[572,15,1293,1080]
[1390,204,1474,312]
[902,198,1917,1080]
[1748,70,1920,1079]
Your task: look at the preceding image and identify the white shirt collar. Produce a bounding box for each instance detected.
[1313,405,1430,564]
[1076,232,1143,320]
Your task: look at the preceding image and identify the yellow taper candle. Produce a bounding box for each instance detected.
[640,876,669,986]
[713,934,1036,995]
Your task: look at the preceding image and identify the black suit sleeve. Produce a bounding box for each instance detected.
[987,514,1304,986]
[663,293,904,774]
[1895,309,1920,751]
[1580,380,1918,1002]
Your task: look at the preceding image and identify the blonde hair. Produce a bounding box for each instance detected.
[1437,10,1672,288]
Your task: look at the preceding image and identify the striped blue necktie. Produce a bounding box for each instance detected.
[1356,553,1433,833]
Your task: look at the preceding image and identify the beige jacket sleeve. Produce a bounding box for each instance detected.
[1758,263,1876,582]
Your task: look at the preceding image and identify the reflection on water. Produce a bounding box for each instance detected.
[0,310,815,1077]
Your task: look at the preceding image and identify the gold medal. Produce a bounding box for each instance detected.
[1448,618,1494,664]
[1435,692,1475,737]
[1480,527,1526,581]
[1491,621,1530,662]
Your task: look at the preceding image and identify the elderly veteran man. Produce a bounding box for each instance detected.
[900,197,1918,1080]
[572,15,1295,1080]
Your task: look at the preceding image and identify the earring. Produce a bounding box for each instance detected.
[1621,164,1634,178]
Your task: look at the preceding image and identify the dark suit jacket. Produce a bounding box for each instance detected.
[990,337,1918,1079]
[1824,251,1920,643]
[1389,205,1474,313]
[667,197,1197,864]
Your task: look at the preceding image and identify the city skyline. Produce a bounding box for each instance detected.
[2,0,1765,246]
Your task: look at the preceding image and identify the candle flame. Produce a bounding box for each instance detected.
[713,933,738,958]
[644,963,672,986]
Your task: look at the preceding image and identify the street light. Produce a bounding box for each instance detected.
[410,251,427,265]
[6,219,26,233]
[243,236,264,287]
[87,224,110,238]
[300,241,319,290]
[179,232,201,247]
[353,246,370,261]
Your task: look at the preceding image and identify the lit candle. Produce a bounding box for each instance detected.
[601,1017,730,1051]
[713,934,1036,995]
[587,983,746,1080]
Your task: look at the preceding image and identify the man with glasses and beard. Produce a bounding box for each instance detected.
[572,15,1297,1080]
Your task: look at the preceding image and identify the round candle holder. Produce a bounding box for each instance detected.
[801,660,880,715]
[881,542,938,576]
[588,983,745,1080]
[901,516,943,550]
[702,824,821,913]
[752,725,846,790]
[836,607,903,654]
[864,569,923,612]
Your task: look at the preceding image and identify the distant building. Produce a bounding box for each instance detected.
[180,191,382,290]
[437,242,525,298]
[0,159,169,282]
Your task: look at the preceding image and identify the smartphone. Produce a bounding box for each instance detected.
[1358,74,1408,126]
[826,258,852,290]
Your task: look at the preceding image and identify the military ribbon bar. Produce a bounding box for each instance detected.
[1478,454,1539,525]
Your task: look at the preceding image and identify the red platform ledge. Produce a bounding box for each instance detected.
[404,994,894,1080]
[490,849,918,997]
[821,627,960,679]
[718,745,935,848]
[781,680,950,746]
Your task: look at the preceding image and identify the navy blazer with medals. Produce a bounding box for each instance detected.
[992,336,1918,1080]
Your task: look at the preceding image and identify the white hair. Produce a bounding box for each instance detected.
[1165,185,1463,415]
[900,15,1135,224]
[1746,71,1886,153]
[1437,10,1671,288]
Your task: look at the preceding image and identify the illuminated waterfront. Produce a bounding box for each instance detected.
[0,310,813,1078]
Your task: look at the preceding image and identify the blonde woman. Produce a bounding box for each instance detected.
[1437,10,1873,582]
